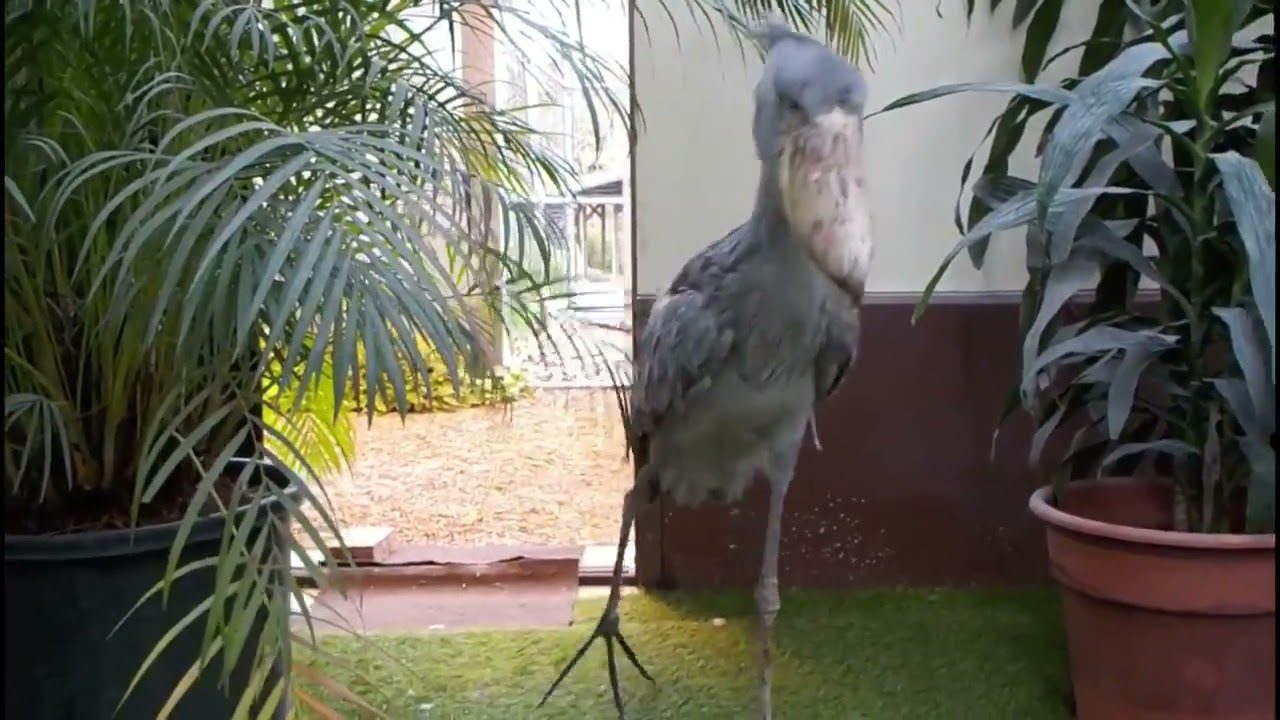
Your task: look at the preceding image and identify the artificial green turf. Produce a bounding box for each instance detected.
[298,588,1071,719]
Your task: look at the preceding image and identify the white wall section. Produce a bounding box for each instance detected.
[631,0,1103,296]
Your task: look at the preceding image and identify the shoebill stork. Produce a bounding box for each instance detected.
[539,18,873,720]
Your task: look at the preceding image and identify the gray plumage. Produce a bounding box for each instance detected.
[540,18,872,720]
[632,220,859,507]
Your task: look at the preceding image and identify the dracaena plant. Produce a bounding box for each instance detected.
[875,0,1275,534]
[3,0,895,714]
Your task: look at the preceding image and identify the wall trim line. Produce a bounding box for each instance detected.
[633,288,1164,305]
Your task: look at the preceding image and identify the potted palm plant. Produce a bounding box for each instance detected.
[874,1,1275,717]
[4,0,891,717]
[2,1,613,716]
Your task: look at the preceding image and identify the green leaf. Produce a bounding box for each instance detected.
[1099,439,1198,475]
[1020,0,1063,81]
[1046,119,1164,263]
[1010,0,1040,29]
[1256,103,1276,189]
[1212,306,1275,435]
[1019,251,1098,405]
[1023,326,1177,405]
[870,81,1073,119]
[961,99,1047,267]
[1029,393,1070,468]
[1106,344,1157,440]
[1211,374,1276,533]
[1211,378,1261,440]
[1037,73,1167,249]
[1078,0,1129,75]
[913,185,1144,322]
[1185,0,1251,110]
[971,174,1034,209]
[1075,214,1192,315]
[1242,436,1276,533]
[1212,152,1277,378]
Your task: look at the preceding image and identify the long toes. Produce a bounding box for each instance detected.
[539,621,655,715]
[537,632,599,707]
[613,632,656,685]
[606,639,626,719]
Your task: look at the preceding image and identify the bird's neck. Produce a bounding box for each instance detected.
[749,160,796,246]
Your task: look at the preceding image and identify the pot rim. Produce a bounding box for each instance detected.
[1029,478,1276,550]
[4,458,298,560]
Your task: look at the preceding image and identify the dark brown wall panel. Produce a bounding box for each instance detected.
[631,294,1050,589]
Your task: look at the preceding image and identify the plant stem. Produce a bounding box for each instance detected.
[1180,104,1219,530]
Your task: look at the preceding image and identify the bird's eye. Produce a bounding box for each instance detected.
[781,96,802,114]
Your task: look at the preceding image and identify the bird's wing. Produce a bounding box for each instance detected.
[814,292,861,403]
[631,288,735,460]
[630,225,745,467]
[629,223,764,493]
[805,293,860,451]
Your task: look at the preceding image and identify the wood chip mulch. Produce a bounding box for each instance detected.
[299,389,633,547]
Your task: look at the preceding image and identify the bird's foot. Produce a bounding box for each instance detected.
[537,607,655,719]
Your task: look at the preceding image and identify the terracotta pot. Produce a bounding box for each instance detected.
[1029,477,1276,720]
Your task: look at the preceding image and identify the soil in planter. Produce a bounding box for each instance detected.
[5,470,245,537]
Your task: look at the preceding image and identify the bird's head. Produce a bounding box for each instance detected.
[750,17,872,302]
[750,19,867,164]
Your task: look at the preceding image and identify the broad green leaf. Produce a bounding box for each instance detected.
[973,174,1035,206]
[1185,0,1251,110]
[1037,74,1166,248]
[1211,378,1260,440]
[1213,152,1277,378]
[1078,0,1129,75]
[1099,439,1198,475]
[913,185,1143,322]
[1049,118,1163,262]
[1211,374,1275,533]
[1023,326,1177,404]
[1019,251,1098,407]
[1106,344,1157,440]
[960,98,1047,267]
[1212,306,1275,434]
[1241,436,1276,533]
[1256,102,1276,189]
[1020,0,1063,82]
[1074,214,1191,315]
[870,81,1073,119]
[1010,0,1040,30]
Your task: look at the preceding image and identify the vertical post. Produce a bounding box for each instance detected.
[620,175,633,325]
[611,203,623,282]
[458,1,504,368]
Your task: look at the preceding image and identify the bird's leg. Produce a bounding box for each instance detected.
[538,488,654,718]
[755,466,792,720]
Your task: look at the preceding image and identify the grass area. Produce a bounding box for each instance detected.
[296,588,1071,719]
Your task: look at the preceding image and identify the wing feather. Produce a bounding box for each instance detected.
[631,289,735,454]
[814,296,860,403]
[629,226,747,487]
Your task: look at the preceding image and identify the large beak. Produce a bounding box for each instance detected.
[777,108,863,236]
[797,110,860,181]
[775,108,873,306]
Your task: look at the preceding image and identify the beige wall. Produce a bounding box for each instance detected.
[631,0,1103,296]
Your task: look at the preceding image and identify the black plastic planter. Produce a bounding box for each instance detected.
[4,460,296,719]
